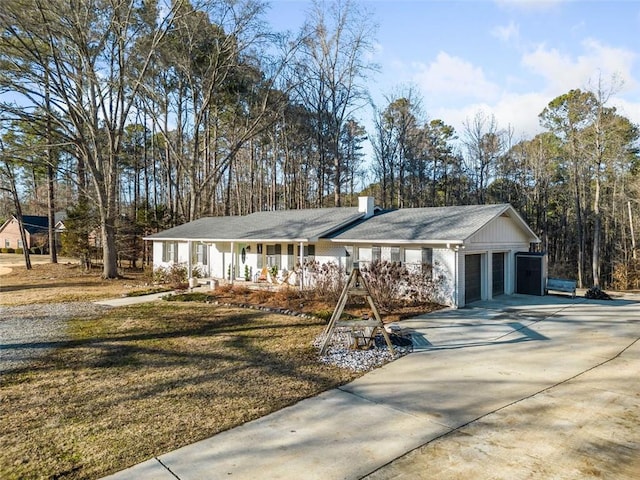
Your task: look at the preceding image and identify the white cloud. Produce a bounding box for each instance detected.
[612,98,640,128]
[431,91,548,141]
[411,52,501,101]
[491,21,519,43]
[521,39,638,95]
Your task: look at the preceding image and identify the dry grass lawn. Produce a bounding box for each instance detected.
[0,264,366,479]
[1,303,361,479]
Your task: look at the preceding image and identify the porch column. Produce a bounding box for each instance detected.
[230,241,235,285]
[187,240,193,279]
[299,241,304,290]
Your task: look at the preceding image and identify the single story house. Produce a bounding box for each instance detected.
[146,198,540,308]
[0,213,66,252]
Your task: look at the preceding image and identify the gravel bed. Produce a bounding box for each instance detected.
[0,302,109,375]
[314,328,414,372]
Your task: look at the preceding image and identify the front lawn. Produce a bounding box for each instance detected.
[0,303,361,480]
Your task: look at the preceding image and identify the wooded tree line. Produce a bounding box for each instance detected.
[1,0,639,288]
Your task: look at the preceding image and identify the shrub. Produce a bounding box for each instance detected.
[191,265,204,278]
[231,285,251,296]
[611,259,640,291]
[302,260,346,302]
[216,284,234,295]
[360,260,406,311]
[163,292,215,302]
[313,309,333,321]
[252,289,273,304]
[361,260,446,311]
[153,263,189,287]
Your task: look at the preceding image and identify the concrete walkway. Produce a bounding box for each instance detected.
[94,292,169,307]
[103,294,640,480]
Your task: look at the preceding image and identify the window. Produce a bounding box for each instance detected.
[403,248,421,273]
[195,244,207,264]
[162,242,178,263]
[422,247,433,266]
[266,244,282,268]
[422,247,434,276]
[4,239,10,248]
[296,244,316,259]
[345,246,354,273]
[372,246,381,262]
[390,246,401,263]
[287,244,295,269]
[256,244,263,269]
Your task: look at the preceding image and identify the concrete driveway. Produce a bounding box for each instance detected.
[104,294,640,480]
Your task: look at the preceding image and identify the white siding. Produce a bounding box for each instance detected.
[357,247,372,262]
[176,242,189,264]
[151,241,188,268]
[152,241,164,268]
[469,215,529,246]
[210,243,227,279]
[433,248,456,307]
[315,243,348,270]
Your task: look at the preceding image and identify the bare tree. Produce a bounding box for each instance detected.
[463,111,503,205]
[293,0,377,206]
[0,137,31,269]
[0,0,182,278]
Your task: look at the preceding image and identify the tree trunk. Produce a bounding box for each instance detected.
[592,173,602,287]
[2,161,31,269]
[47,163,58,263]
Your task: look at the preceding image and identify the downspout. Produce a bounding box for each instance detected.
[454,247,458,308]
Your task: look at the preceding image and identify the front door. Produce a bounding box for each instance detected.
[237,243,248,280]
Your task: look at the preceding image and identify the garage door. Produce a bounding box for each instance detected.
[465,254,482,304]
[492,252,505,296]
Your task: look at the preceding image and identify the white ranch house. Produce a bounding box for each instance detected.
[146,198,540,308]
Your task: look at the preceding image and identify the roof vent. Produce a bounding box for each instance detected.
[358,196,375,219]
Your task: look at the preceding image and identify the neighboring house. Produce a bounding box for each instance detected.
[0,213,67,252]
[145,197,540,308]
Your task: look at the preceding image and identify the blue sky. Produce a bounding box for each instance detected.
[266,0,640,142]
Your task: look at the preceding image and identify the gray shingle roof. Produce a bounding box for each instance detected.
[328,204,534,243]
[146,203,539,244]
[146,207,363,242]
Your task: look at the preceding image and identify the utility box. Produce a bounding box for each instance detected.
[515,252,547,296]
